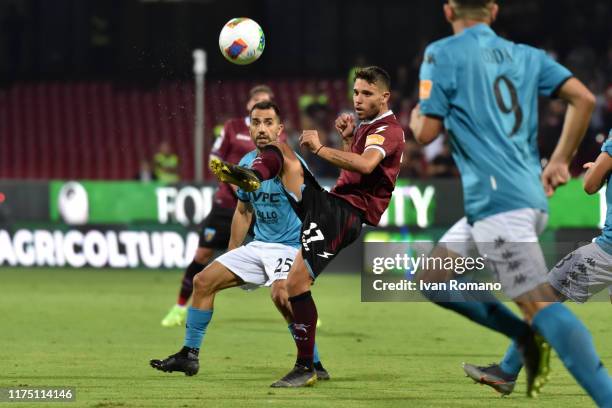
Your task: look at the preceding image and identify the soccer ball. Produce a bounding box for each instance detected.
[219,18,265,65]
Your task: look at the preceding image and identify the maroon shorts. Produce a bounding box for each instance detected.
[297,184,363,279]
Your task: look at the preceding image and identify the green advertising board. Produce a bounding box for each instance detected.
[50,181,163,224]
[45,178,603,229]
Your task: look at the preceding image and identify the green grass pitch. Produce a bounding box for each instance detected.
[1,268,609,407]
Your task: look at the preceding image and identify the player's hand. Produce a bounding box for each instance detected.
[299,130,323,153]
[335,113,355,140]
[583,162,595,170]
[541,160,570,197]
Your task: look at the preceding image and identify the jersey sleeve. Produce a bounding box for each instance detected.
[418,43,455,119]
[235,188,250,202]
[536,49,572,97]
[601,138,612,157]
[363,124,404,159]
[210,122,232,160]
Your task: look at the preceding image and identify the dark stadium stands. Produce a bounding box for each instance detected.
[0,79,347,180]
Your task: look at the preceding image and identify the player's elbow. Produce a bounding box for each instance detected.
[355,155,380,175]
[414,132,434,145]
[568,86,596,112]
[358,161,377,175]
[583,184,598,195]
[413,126,439,145]
[583,178,601,195]
[578,89,596,112]
[561,78,596,111]
[413,116,443,145]
[584,91,596,111]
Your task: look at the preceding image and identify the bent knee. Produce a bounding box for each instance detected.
[192,271,215,294]
[285,277,304,296]
[192,272,206,289]
[270,281,287,303]
[271,291,288,308]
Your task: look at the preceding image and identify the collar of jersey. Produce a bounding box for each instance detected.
[463,23,494,36]
[359,110,394,126]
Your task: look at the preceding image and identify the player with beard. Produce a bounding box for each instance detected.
[161,85,278,327]
[151,101,329,380]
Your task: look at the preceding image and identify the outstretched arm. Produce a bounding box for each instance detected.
[300,130,383,175]
[227,200,253,250]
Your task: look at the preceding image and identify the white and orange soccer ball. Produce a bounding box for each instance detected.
[219,18,265,65]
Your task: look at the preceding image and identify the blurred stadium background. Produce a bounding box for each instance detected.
[0,0,610,406]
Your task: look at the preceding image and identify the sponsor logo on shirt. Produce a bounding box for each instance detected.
[365,134,386,146]
[419,80,433,100]
[236,133,251,141]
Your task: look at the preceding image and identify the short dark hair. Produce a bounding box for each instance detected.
[354,66,391,91]
[250,100,281,119]
[450,0,496,19]
[249,84,274,99]
[452,0,494,6]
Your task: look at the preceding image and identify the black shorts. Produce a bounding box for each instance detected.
[198,205,234,249]
[297,184,363,279]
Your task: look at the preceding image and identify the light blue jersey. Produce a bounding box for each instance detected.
[419,24,572,224]
[236,150,302,248]
[595,133,612,255]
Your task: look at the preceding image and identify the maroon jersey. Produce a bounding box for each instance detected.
[330,110,405,225]
[210,117,289,208]
[211,117,255,208]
